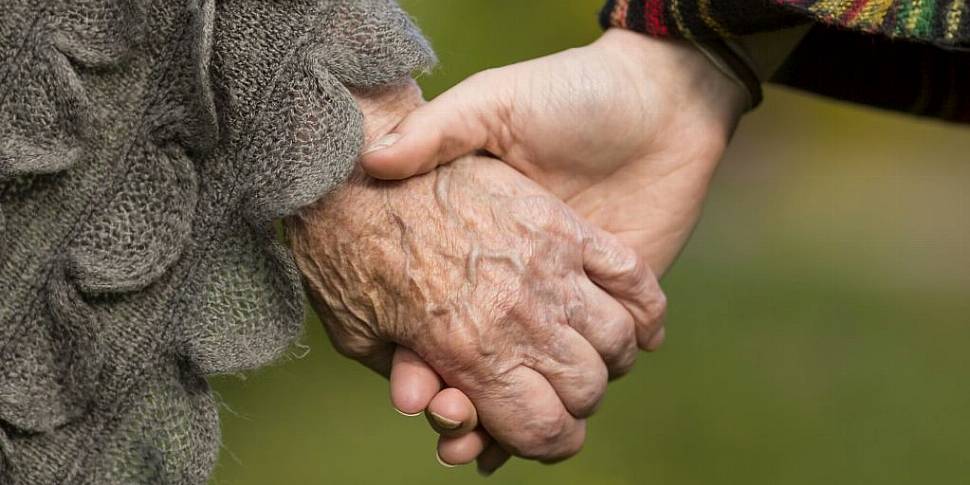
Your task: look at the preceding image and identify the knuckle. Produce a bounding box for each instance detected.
[609,352,637,379]
[634,290,668,350]
[541,422,587,463]
[596,241,642,287]
[558,433,586,461]
[514,411,571,459]
[616,250,645,283]
[646,290,668,325]
[601,321,636,360]
[573,366,608,416]
[570,394,604,420]
[606,338,638,379]
[629,280,666,332]
[564,397,599,421]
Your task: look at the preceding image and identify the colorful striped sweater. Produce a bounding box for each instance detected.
[601,0,970,123]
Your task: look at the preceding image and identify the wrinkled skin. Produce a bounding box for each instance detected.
[359,30,748,472]
[286,82,666,463]
[362,29,748,276]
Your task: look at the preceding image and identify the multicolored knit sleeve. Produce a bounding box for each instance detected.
[601,0,970,123]
[601,0,969,46]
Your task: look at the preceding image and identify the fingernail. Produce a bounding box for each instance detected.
[435,451,456,468]
[428,411,462,430]
[363,133,401,154]
[394,407,421,417]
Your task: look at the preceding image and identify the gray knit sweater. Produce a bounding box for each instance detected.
[0,1,434,483]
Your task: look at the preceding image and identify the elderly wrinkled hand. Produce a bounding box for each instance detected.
[360,29,748,277]
[285,82,665,468]
[351,29,751,473]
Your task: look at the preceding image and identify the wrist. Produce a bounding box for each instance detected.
[595,29,747,146]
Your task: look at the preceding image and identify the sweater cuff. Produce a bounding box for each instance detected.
[690,39,764,110]
[599,0,808,41]
[600,0,969,47]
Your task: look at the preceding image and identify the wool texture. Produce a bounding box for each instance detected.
[0,1,435,483]
[601,0,970,45]
[601,0,970,123]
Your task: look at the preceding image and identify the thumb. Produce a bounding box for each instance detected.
[360,73,507,180]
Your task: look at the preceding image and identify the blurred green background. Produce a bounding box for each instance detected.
[210,1,970,484]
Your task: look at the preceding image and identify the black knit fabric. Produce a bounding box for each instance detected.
[601,0,970,123]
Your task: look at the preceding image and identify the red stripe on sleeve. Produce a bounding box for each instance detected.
[841,0,871,24]
[645,0,670,35]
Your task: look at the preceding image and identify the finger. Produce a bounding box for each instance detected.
[647,325,666,351]
[476,442,512,476]
[569,276,639,378]
[389,346,442,416]
[582,227,668,350]
[359,72,507,180]
[469,365,587,462]
[530,324,609,419]
[426,387,479,437]
[436,429,491,467]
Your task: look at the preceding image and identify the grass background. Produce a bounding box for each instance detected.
[210,1,970,483]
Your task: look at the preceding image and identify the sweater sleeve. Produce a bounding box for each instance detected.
[0,1,434,483]
[600,0,970,123]
[601,0,969,46]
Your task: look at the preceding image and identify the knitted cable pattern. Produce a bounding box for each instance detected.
[0,1,434,483]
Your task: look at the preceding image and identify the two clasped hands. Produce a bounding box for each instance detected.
[287,29,748,474]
